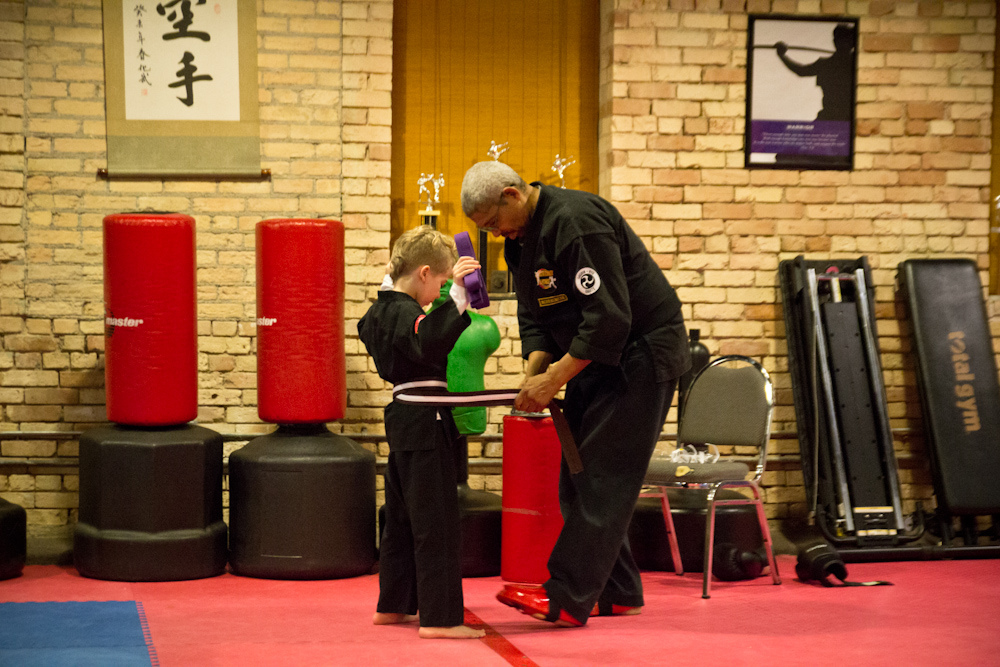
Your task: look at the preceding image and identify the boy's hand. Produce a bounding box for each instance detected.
[452,256,481,283]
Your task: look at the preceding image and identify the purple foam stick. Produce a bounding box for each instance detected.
[454,231,490,309]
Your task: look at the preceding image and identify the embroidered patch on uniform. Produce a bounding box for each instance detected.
[535,268,556,290]
[414,314,426,333]
[575,267,601,295]
[538,294,568,307]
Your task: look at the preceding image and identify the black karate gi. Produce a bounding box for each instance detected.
[358,289,471,628]
[505,184,691,624]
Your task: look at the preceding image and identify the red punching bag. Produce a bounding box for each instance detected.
[501,414,565,584]
[256,219,346,423]
[103,213,197,426]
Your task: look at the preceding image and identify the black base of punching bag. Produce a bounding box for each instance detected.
[228,424,377,579]
[456,484,502,577]
[0,497,27,580]
[629,490,764,574]
[74,424,228,582]
[377,484,502,578]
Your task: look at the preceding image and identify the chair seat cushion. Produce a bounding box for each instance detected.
[645,457,750,485]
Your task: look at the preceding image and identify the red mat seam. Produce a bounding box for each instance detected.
[465,608,540,667]
[136,600,160,667]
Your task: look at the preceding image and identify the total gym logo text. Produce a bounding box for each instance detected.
[948,330,980,433]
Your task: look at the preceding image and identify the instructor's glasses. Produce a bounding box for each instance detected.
[477,192,504,233]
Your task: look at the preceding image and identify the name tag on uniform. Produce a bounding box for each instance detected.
[538,294,568,307]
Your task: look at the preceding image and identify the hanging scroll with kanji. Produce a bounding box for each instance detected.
[102,0,261,177]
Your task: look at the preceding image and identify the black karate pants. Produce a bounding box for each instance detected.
[545,339,676,624]
[377,436,464,628]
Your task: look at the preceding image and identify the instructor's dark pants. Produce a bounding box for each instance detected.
[545,339,676,624]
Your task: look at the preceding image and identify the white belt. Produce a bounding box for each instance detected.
[390,379,582,475]
[393,380,520,407]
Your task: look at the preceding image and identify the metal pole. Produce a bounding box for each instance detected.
[807,269,855,532]
[852,268,906,531]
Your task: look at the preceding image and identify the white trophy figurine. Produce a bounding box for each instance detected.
[417,172,434,212]
[487,140,509,161]
[552,154,576,188]
[431,174,445,209]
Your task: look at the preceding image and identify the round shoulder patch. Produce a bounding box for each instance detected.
[575,267,601,295]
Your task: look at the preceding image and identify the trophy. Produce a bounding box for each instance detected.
[482,141,512,291]
[418,172,444,227]
[487,140,509,161]
[551,154,576,188]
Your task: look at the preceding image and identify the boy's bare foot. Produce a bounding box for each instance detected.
[418,625,486,639]
[373,612,418,625]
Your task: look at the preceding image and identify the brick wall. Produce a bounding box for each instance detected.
[603,0,997,521]
[1,0,999,539]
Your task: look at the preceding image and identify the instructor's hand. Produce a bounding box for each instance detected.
[515,372,561,413]
[514,354,591,413]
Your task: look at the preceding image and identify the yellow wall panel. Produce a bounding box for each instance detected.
[391,0,599,283]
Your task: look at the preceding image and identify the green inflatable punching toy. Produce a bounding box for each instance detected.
[429,280,501,435]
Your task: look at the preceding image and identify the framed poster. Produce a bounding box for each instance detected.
[102,0,261,177]
[745,15,858,170]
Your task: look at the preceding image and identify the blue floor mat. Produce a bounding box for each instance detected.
[0,601,154,666]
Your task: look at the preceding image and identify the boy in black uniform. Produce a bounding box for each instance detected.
[358,225,485,639]
[461,161,690,627]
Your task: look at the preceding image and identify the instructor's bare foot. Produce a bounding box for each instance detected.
[418,625,486,639]
[373,612,418,625]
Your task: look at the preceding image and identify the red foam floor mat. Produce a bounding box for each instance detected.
[2,555,997,666]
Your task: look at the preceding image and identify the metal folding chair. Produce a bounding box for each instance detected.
[641,355,781,598]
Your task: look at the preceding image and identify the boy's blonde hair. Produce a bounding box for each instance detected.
[388,225,458,282]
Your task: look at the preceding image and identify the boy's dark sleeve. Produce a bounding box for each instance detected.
[407,299,471,361]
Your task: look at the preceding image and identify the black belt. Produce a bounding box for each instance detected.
[392,380,584,475]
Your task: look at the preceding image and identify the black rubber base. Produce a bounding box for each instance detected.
[75,522,228,582]
[837,544,1000,563]
[0,497,26,581]
[457,485,501,577]
[73,424,228,582]
[228,424,377,580]
[376,484,503,578]
[628,490,764,573]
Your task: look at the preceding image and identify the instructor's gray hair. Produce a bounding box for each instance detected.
[461,161,527,217]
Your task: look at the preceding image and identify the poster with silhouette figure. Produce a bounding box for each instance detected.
[745,15,858,170]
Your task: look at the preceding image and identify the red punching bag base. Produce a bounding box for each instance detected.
[501,415,565,585]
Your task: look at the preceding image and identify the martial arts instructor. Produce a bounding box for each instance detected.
[461,161,691,627]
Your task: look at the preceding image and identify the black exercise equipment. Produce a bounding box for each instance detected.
[779,256,921,553]
[228,424,377,579]
[629,490,765,577]
[898,259,1000,553]
[74,424,228,581]
[712,542,766,581]
[796,540,892,587]
[376,485,502,579]
[453,434,501,577]
[0,497,26,580]
[677,328,710,416]
[376,435,501,578]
